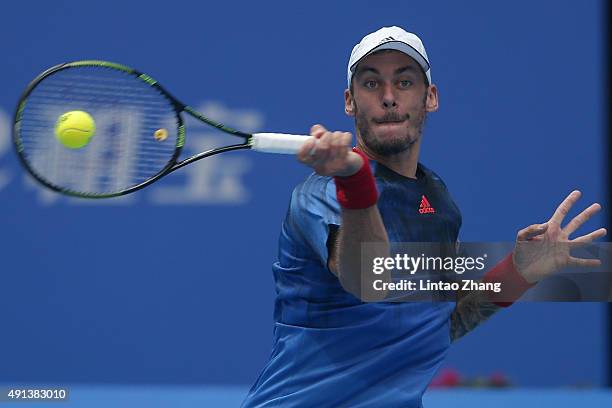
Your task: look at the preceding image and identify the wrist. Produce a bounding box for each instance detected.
[334,151,366,177]
[482,252,535,307]
[333,148,378,210]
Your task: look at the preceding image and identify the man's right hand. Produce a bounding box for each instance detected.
[297,124,364,177]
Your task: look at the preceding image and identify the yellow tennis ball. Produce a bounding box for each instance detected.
[55,111,96,149]
[154,128,168,141]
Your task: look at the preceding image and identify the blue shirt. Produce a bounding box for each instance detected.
[242,161,462,408]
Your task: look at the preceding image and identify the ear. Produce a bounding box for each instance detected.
[425,84,439,112]
[344,89,355,116]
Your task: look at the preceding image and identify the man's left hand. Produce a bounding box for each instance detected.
[513,190,607,283]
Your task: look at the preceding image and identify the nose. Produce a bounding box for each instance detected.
[381,83,397,109]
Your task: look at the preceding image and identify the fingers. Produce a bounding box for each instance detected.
[563,202,602,235]
[310,124,327,139]
[310,131,346,166]
[310,132,332,165]
[328,132,352,160]
[307,124,328,157]
[549,190,581,225]
[297,137,317,163]
[297,124,353,172]
[297,124,328,163]
[517,223,548,241]
[567,256,601,268]
[572,227,608,243]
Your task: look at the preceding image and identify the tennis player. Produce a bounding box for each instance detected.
[241,26,606,407]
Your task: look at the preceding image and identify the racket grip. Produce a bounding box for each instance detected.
[251,133,312,154]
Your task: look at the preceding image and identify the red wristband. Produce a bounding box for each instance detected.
[482,253,535,307]
[333,148,378,209]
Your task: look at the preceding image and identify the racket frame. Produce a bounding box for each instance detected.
[13,60,254,198]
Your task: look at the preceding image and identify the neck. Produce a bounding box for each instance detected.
[357,137,421,179]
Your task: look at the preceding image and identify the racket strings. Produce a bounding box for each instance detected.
[18,66,179,196]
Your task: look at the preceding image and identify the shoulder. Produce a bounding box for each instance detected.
[291,173,338,211]
[284,173,341,231]
[419,162,450,190]
[420,162,463,225]
[284,173,341,258]
[294,172,335,197]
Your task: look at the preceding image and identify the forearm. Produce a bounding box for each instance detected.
[333,205,390,300]
[450,289,501,342]
[450,252,534,341]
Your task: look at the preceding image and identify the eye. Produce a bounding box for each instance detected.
[399,80,413,88]
[364,80,378,89]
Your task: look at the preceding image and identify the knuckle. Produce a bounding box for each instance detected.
[311,125,326,138]
[332,136,344,147]
[318,140,330,150]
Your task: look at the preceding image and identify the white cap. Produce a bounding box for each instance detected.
[347,26,431,88]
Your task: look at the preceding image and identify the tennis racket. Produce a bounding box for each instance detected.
[13,60,312,198]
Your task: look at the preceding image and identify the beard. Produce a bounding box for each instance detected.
[355,93,428,156]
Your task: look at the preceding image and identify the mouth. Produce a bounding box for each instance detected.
[373,119,406,126]
[373,115,408,125]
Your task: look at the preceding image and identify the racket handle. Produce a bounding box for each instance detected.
[251,133,312,154]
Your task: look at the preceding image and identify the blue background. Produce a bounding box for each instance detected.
[0,0,607,390]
